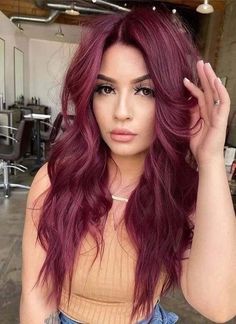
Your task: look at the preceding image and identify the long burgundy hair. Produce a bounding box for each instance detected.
[34,5,202,322]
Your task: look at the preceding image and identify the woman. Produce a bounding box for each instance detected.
[20,5,236,324]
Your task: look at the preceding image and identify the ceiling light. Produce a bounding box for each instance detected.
[65,3,80,16]
[196,0,214,14]
[65,8,80,16]
[55,25,64,38]
[17,22,24,31]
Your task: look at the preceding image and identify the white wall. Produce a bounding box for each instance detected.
[29,39,77,120]
[0,11,29,107]
[0,11,77,120]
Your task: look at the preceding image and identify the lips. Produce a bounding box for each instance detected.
[110,129,137,143]
[111,128,136,135]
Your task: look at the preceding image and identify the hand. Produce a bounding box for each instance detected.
[183,60,230,166]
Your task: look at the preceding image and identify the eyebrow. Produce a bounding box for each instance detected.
[97,73,151,84]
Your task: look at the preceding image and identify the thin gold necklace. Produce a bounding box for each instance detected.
[111,194,128,202]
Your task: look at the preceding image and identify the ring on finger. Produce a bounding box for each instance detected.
[213,99,220,106]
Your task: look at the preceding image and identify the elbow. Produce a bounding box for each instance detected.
[19,293,32,324]
[200,308,232,323]
[19,291,58,324]
[185,293,236,323]
[205,291,236,322]
[212,301,236,323]
[20,293,28,324]
[189,303,234,323]
[210,311,236,323]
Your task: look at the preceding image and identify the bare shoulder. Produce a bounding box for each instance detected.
[31,162,50,186]
[23,162,51,241]
[26,162,51,210]
[24,162,52,233]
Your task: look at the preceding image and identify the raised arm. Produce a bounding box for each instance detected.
[180,60,236,322]
[20,163,59,324]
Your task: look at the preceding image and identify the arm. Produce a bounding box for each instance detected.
[180,61,236,322]
[20,163,60,324]
[181,158,236,322]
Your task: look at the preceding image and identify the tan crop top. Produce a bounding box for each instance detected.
[58,212,162,324]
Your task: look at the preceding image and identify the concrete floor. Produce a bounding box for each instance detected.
[0,162,235,323]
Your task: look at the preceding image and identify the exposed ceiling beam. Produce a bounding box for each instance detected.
[0,0,226,27]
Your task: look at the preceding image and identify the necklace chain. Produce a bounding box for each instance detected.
[111,194,128,202]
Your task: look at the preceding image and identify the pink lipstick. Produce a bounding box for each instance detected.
[110,128,137,142]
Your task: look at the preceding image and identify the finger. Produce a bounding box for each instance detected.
[203,62,230,108]
[203,63,219,103]
[196,60,214,118]
[183,78,210,126]
[203,63,230,129]
[214,78,231,117]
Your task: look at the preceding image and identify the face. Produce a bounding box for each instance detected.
[92,43,156,159]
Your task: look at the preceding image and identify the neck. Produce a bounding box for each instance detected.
[108,153,146,196]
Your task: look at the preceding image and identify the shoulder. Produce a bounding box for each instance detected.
[26,162,51,211]
[31,162,50,187]
[22,163,51,261]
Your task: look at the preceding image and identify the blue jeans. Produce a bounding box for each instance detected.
[59,302,179,323]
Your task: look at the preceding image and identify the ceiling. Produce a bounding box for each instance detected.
[0,0,226,43]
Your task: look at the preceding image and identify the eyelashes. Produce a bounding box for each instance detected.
[94,84,155,97]
[134,85,155,97]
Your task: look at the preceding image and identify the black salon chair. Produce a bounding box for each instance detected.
[40,112,63,142]
[0,119,34,198]
[40,113,63,159]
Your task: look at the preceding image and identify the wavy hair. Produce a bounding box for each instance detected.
[35,5,202,323]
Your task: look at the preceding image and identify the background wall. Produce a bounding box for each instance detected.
[29,39,76,120]
[0,11,77,121]
[216,0,236,146]
[0,11,29,107]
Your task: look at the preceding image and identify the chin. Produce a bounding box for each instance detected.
[108,144,147,158]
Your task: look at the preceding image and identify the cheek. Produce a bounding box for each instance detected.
[93,102,102,123]
[93,105,108,132]
[142,108,156,134]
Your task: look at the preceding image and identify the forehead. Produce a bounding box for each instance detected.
[99,43,149,80]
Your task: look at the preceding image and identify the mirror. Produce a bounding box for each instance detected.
[14,47,24,104]
[0,38,5,108]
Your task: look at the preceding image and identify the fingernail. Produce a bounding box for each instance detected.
[184,77,190,83]
[206,62,212,69]
[217,77,222,84]
[198,60,204,65]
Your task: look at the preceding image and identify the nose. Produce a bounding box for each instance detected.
[113,93,133,121]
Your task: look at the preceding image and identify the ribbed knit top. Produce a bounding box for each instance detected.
[58,212,163,324]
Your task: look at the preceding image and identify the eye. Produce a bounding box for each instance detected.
[134,86,155,97]
[94,84,115,95]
